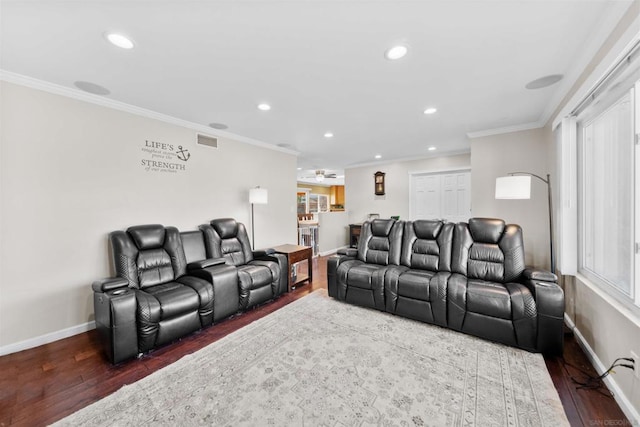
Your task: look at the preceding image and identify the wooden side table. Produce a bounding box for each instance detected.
[349,224,362,248]
[272,244,313,292]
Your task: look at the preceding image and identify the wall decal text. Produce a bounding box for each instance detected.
[141,140,191,173]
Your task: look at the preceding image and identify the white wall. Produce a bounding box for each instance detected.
[0,81,297,349]
[317,211,349,255]
[470,127,551,269]
[344,154,471,224]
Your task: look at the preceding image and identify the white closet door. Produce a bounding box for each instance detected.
[410,171,471,221]
[412,174,441,219]
[442,172,471,223]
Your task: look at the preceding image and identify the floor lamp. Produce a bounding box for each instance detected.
[249,186,268,250]
[495,172,555,273]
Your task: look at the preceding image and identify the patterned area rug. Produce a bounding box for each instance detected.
[55,290,569,426]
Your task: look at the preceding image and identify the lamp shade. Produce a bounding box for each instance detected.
[495,176,531,199]
[249,187,268,204]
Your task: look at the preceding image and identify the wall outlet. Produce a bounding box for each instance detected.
[631,351,639,379]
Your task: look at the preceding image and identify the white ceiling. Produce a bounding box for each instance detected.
[0,1,633,183]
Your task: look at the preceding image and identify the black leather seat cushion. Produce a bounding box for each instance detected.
[144,282,200,319]
[397,270,435,300]
[466,280,511,319]
[237,264,273,289]
[346,263,383,289]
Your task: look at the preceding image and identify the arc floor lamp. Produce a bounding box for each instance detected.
[249,186,268,250]
[495,172,555,273]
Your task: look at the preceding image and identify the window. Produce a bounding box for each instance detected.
[573,51,640,306]
[578,93,634,297]
[309,194,329,213]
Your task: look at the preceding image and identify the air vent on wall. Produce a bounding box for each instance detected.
[197,134,218,148]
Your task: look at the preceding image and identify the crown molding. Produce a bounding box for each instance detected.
[0,70,299,156]
[466,121,544,139]
[346,148,471,169]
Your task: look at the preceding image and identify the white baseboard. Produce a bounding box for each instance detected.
[319,245,348,257]
[0,321,96,357]
[564,314,640,424]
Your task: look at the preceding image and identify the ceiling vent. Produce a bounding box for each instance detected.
[197,134,218,148]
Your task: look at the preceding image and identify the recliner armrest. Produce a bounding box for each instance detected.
[522,267,557,282]
[253,248,276,257]
[92,277,129,293]
[521,279,565,355]
[337,248,358,257]
[187,258,226,271]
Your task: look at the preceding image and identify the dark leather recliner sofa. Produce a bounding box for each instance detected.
[92,219,287,364]
[328,217,565,355]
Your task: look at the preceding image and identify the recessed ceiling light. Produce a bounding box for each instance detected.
[385,45,408,60]
[297,167,302,170]
[428,146,437,151]
[209,122,228,130]
[423,107,438,115]
[375,154,382,159]
[105,33,134,49]
[257,103,271,111]
[525,74,563,89]
[324,132,334,138]
[74,81,111,95]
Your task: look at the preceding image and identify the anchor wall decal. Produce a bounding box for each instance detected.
[176,145,191,161]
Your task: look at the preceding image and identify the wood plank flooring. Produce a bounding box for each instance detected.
[0,256,630,426]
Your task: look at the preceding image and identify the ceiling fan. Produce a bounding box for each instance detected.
[301,170,337,182]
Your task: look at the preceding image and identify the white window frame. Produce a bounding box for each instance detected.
[309,193,329,213]
[552,26,640,320]
[576,88,637,306]
[635,80,640,308]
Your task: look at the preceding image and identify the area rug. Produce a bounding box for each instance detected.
[55,290,569,426]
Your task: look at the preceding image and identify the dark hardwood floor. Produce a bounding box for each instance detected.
[0,256,630,426]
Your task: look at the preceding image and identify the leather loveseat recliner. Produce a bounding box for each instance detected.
[92,219,288,364]
[328,218,564,355]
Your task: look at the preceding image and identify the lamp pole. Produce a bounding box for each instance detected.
[249,186,267,250]
[251,201,256,250]
[509,172,555,273]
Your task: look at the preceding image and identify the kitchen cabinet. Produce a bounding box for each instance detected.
[330,185,345,210]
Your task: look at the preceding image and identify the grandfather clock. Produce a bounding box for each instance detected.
[374,171,385,195]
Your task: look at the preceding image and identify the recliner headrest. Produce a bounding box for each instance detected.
[211,218,238,239]
[127,224,166,249]
[371,219,395,237]
[468,218,505,244]
[413,220,443,239]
